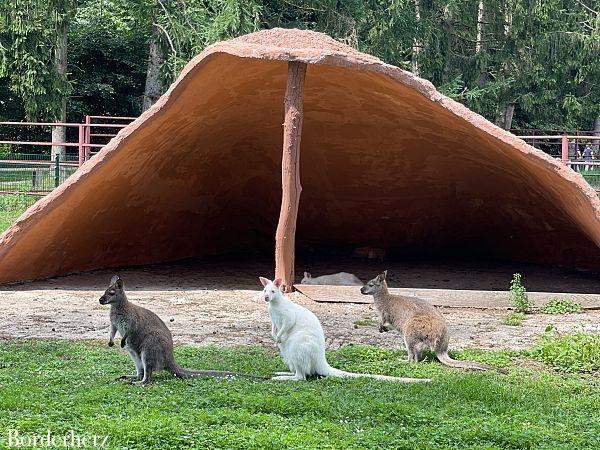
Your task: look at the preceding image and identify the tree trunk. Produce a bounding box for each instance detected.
[411,0,422,76]
[476,0,485,53]
[441,4,454,83]
[500,103,515,130]
[275,61,307,293]
[51,22,68,161]
[142,11,165,112]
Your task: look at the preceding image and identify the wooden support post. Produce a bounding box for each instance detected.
[561,135,568,166]
[275,61,307,292]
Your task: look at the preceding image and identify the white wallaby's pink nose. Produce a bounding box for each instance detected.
[264,295,270,302]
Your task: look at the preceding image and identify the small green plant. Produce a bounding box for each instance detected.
[531,331,600,373]
[539,298,583,314]
[352,318,378,327]
[502,312,526,326]
[509,273,532,313]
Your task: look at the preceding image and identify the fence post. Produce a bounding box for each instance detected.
[561,135,568,165]
[54,154,60,188]
[78,124,84,167]
[84,115,91,160]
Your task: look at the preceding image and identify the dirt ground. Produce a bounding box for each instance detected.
[0,257,598,351]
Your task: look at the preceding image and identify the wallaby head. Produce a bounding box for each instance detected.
[259,277,283,302]
[99,275,126,305]
[300,272,312,283]
[360,270,388,295]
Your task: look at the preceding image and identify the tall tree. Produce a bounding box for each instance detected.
[0,0,77,159]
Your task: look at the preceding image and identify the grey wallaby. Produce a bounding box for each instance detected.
[100,275,263,385]
[361,271,507,374]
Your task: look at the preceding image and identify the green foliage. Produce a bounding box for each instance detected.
[509,273,532,313]
[352,318,378,327]
[67,0,150,117]
[539,298,583,315]
[531,331,600,373]
[1,340,600,448]
[0,0,77,120]
[1,0,599,131]
[0,194,34,232]
[502,312,526,326]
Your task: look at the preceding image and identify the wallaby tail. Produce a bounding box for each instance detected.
[436,352,508,374]
[325,366,430,383]
[169,363,266,381]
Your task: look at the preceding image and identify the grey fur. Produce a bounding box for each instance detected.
[361,271,507,374]
[100,276,263,385]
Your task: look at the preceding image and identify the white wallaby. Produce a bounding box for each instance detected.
[300,271,363,286]
[259,276,431,383]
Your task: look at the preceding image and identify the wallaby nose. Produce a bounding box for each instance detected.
[264,295,270,302]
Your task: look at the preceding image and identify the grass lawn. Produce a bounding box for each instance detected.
[0,340,598,449]
[0,210,23,232]
[0,194,35,233]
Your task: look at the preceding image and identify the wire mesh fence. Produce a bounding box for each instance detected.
[0,153,79,195]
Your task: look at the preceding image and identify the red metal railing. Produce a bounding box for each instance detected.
[0,115,135,167]
[0,115,135,195]
[515,134,600,165]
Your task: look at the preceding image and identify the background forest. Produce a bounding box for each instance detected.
[1,0,599,136]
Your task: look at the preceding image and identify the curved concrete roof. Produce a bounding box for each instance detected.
[1,28,600,283]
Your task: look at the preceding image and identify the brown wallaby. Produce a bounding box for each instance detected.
[361,271,507,374]
[100,275,263,385]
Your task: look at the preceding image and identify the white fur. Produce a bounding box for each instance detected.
[259,277,430,383]
[300,271,363,286]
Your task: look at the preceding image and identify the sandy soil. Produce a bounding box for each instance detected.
[0,257,598,351]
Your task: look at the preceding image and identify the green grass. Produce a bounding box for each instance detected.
[502,312,527,326]
[0,340,598,449]
[531,331,600,373]
[352,318,378,327]
[0,194,34,233]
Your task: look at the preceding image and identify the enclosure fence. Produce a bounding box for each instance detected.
[0,116,134,195]
[0,121,598,196]
[515,134,600,192]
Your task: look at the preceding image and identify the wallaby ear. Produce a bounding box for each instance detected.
[382,270,388,280]
[274,278,283,288]
[304,272,311,278]
[110,275,119,286]
[259,277,270,287]
[115,278,124,290]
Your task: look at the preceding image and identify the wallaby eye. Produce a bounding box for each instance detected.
[369,282,374,286]
[271,290,275,294]
[109,290,115,295]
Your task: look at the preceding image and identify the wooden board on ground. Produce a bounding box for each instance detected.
[295,285,600,310]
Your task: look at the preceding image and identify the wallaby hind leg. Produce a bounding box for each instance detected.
[118,349,144,381]
[272,371,306,381]
[274,372,294,376]
[134,362,153,386]
[405,335,423,363]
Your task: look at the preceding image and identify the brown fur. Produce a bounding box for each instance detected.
[361,271,507,374]
[100,275,263,385]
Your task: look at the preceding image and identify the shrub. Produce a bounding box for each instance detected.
[531,331,600,373]
[502,312,526,326]
[509,273,532,313]
[539,298,583,314]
